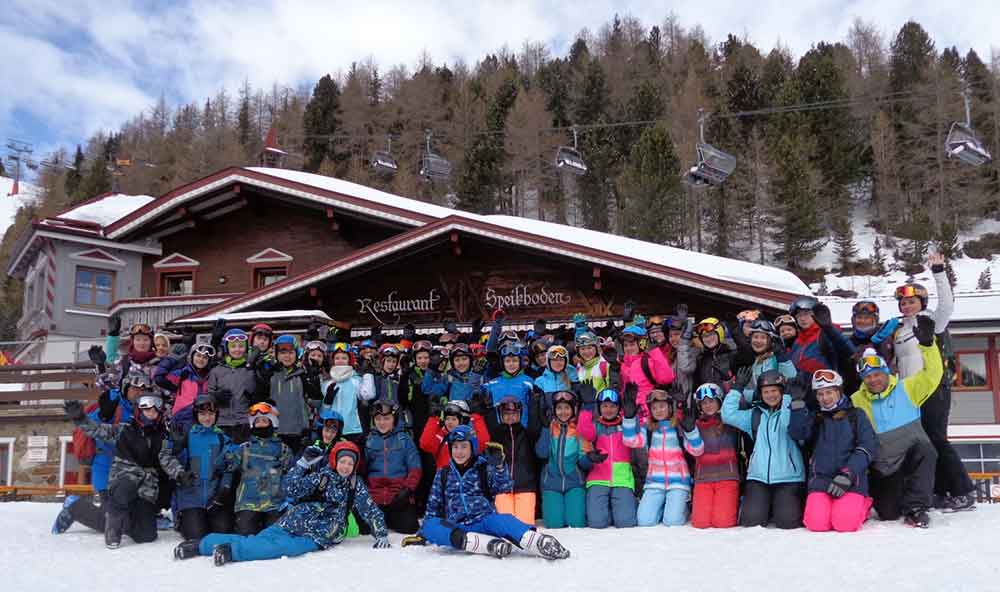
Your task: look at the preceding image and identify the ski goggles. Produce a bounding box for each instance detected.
[773,314,796,328]
[371,402,397,417]
[852,301,879,316]
[379,345,400,357]
[552,391,576,405]
[248,402,277,417]
[304,340,327,353]
[191,343,216,358]
[129,323,153,337]
[597,389,620,404]
[223,332,249,343]
[499,342,524,358]
[450,343,471,357]
[412,340,433,353]
[894,285,923,299]
[194,401,217,412]
[329,342,351,353]
[137,394,163,410]
[499,330,519,343]
[812,369,844,389]
[737,309,761,322]
[438,333,457,344]
[696,321,720,335]
[498,398,523,412]
[856,355,887,374]
[695,383,724,401]
[359,339,377,350]
[646,389,671,404]
[547,345,569,360]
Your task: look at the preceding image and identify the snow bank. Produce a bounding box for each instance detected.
[57,193,155,226]
[4,502,996,592]
[0,176,42,237]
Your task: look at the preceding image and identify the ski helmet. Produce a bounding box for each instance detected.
[894,282,929,311]
[596,388,620,405]
[446,424,478,454]
[546,345,569,365]
[443,400,471,422]
[378,344,400,358]
[748,319,779,340]
[694,383,724,402]
[248,402,279,428]
[774,314,797,332]
[330,440,360,470]
[317,408,345,433]
[756,370,786,392]
[646,388,672,406]
[193,393,217,411]
[497,396,523,416]
[274,334,297,354]
[412,340,434,355]
[575,331,599,348]
[552,391,578,416]
[695,317,725,343]
[450,342,472,362]
[123,369,154,392]
[856,348,890,378]
[789,296,819,317]
[811,369,844,391]
[371,400,399,418]
[851,300,881,337]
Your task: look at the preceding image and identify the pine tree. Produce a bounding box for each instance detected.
[455,76,518,214]
[768,132,827,269]
[870,236,888,274]
[619,123,682,243]
[237,78,253,148]
[64,145,84,198]
[978,265,992,290]
[303,75,343,173]
[832,211,859,273]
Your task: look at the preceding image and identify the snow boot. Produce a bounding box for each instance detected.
[173,539,201,560]
[156,512,174,531]
[51,495,79,534]
[401,534,427,547]
[213,543,233,566]
[942,495,976,513]
[519,530,570,560]
[105,514,124,550]
[460,532,511,558]
[904,509,930,529]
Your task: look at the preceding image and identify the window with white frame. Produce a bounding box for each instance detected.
[954,441,1000,474]
[58,435,80,488]
[0,437,14,486]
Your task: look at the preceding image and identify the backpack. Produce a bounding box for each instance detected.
[71,402,102,466]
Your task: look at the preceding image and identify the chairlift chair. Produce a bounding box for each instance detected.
[370,135,399,176]
[684,109,736,187]
[554,127,588,175]
[944,89,992,167]
[420,130,452,181]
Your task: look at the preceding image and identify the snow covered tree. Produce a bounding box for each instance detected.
[978,265,992,290]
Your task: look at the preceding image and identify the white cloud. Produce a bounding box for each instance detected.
[2,0,999,156]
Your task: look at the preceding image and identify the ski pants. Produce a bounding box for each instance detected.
[105,479,159,543]
[494,492,536,526]
[415,450,438,513]
[920,383,974,497]
[586,485,637,528]
[691,480,740,529]
[541,488,586,529]
[199,524,319,562]
[739,481,803,529]
[420,513,532,549]
[379,499,421,534]
[871,439,937,520]
[803,492,872,532]
[637,488,690,527]
[178,507,234,541]
[235,509,281,535]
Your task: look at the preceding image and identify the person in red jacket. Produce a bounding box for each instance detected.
[364,402,421,534]
[419,400,489,469]
[688,383,741,529]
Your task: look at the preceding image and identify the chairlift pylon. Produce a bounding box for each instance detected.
[419,129,452,182]
[945,89,992,167]
[684,109,737,187]
[371,135,398,176]
[554,127,588,175]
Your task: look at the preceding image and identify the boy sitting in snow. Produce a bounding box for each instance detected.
[174,441,389,565]
[402,425,570,560]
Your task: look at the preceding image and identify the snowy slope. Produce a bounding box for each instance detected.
[3,502,998,592]
[0,176,42,237]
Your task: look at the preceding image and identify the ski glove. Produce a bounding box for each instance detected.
[211,318,227,344]
[812,303,833,328]
[323,384,340,407]
[107,315,122,337]
[586,449,608,464]
[485,442,506,467]
[88,345,107,371]
[64,400,86,423]
[207,486,231,511]
[914,315,937,347]
[622,384,638,419]
[678,404,696,433]
[297,446,326,470]
[622,301,636,323]
[578,383,597,406]
[733,366,754,392]
[373,536,392,549]
[827,473,853,498]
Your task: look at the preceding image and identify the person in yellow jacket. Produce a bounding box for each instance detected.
[850,316,942,529]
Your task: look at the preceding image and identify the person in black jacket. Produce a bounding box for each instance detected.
[484,395,542,525]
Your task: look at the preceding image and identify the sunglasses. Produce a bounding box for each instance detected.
[129,323,153,336]
[249,402,276,416]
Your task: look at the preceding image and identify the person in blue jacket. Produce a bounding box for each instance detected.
[228,402,294,535]
[159,394,235,541]
[483,342,536,427]
[422,343,484,405]
[533,345,579,421]
[364,401,422,534]
[403,425,570,560]
[722,370,806,529]
[174,440,390,565]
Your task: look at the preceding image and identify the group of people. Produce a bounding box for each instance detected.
[50,253,974,566]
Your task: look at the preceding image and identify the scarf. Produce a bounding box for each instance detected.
[224,355,247,369]
[129,348,156,365]
[329,365,355,382]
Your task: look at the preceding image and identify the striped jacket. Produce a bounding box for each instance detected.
[623,416,703,492]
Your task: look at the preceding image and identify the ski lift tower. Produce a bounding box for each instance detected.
[5,138,34,196]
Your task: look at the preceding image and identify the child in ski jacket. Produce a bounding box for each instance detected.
[483,342,536,427]
[208,329,261,443]
[623,389,703,527]
[365,402,422,534]
[421,346,484,403]
[157,343,214,433]
[533,345,579,420]
[229,403,294,535]
[790,370,879,533]
[270,335,322,454]
[485,395,542,525]
[578,388,637,528]
[723,371,805,529]
[619,326,675,421]
[177,440,390,565]
[416,425,570,560]
[420,400,490,469]
[688,383,741,529]
[535,391,591,528]
[575,331,612,393]
[321,349,371,443]
[159,394,235,541]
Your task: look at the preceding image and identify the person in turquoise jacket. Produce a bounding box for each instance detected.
[738,319,798,403]
[722,370,805,529]
[533,345,579,421]
[534,391,591,528]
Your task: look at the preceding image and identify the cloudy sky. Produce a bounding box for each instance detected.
[1,0,998,164]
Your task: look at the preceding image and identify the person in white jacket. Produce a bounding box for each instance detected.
[874,253,972,513]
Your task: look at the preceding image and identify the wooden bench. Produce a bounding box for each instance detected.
[0,484,95,501]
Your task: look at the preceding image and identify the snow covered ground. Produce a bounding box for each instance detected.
[0,176,41,237]
[3,502,999,592]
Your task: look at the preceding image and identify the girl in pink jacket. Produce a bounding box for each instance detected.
[619,325,675,421]
[578,388,637,528]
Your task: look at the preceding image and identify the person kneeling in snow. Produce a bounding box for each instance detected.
[174,441,389,565]
[789,370,878,533]
[403,425,570,560]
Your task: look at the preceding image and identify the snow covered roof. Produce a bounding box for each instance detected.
[55,193,155,226]
[177,309,333,324]
[247,169,808,294]
[823,290,1000,328]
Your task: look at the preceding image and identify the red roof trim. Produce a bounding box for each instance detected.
[178,215,802,321]
[105,167,438,239]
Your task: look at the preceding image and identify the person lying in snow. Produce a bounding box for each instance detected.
[173,440,388,565]
[401,425,570,560]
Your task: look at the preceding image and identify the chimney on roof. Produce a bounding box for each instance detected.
[260,127,288,169]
